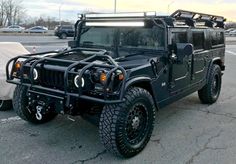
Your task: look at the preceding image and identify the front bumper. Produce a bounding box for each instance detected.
[6,48,127,106]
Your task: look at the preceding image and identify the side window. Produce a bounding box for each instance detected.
[172,32,188,44]
[219,32,224,44]
[192,32,204,50]
[63,26,72,30]
[212,31,224,46]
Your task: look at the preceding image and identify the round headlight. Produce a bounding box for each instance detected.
[74,75,85,88]
[33,69,38,80]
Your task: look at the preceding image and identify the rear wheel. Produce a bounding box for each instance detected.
[13,85,57,124]
[59,33,67,39]
[99,87,156,157]
[198,64,222,104]
[0,100,12,111]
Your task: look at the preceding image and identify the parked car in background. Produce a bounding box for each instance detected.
[229,30,236,36]
[0,42,30,111]
[54,25,75,39]
[0,25,25,33]
[225,28,234,32]
[25,26,48,33]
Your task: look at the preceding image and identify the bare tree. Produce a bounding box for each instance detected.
[0,0,6,26]
[0,0,25,27]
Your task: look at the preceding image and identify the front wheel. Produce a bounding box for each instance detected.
[13,85,57,124]
[99,87,156,157]
[198,64,222,104]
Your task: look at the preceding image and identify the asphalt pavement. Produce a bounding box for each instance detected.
[0,35,71,46]
[0,37,236,164]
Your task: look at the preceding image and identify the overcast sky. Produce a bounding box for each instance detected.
[22,0,236,22]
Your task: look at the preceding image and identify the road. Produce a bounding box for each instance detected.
[0,35,71,45]
[0,37,236,164]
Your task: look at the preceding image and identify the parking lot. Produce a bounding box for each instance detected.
[0,36,236,164]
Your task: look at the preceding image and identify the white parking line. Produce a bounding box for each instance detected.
[0,116,21,124]
[226,50,236,56]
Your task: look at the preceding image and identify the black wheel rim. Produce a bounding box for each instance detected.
[212,74,220,98]
[125,103,148,145]
[62,34,66,38]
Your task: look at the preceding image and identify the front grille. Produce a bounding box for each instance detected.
[40,69,65,90]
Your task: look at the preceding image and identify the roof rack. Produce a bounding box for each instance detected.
[77,10,226,28]
[171,10,226,28]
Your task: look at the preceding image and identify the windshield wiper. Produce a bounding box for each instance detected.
[115,51,145,60]
[116,49,158,61]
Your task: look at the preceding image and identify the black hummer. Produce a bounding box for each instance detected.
[54,25,75,39]
[6,10,226,157]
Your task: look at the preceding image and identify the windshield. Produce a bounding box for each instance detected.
[78,21,165,56]
[80,27,115,47]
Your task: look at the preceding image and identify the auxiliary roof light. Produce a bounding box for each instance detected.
[77,14,83,19]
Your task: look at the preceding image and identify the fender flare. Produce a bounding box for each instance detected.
[125,76,152,91]
[208,57,221,69]
[206,57,222,82]
[124,76,159,110]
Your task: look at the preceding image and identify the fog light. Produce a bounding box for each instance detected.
[33,69,38,80]
[74,75,85,88]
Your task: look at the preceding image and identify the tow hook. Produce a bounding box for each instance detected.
[36,105,43,120]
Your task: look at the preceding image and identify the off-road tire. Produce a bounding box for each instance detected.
[13,85,57,124]
[99,87,156,157]
[59,33,67,39]
[0,100,12,111]
[198,64,222,104]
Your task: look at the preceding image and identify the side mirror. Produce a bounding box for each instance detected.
[176,43,193,64]
[68,41,78,48]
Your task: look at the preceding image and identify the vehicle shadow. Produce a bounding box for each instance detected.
[1,93,211,164]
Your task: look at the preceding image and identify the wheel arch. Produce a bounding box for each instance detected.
[205,57,224,84]
[211,57,225,71]
[125,77,159,110]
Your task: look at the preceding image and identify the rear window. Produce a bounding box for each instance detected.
[62,26,73,30]
[211,31,224,46]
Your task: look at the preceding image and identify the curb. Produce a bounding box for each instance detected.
[22,41,68,46]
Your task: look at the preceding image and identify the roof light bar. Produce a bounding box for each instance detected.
[85,12,145,18]
[85,21,145,27]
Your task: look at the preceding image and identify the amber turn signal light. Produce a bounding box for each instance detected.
[118,74,124,81]
[100,72,107,83]
[15,61,22,70]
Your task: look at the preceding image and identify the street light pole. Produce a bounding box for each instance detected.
[114,0,117,13]
[59,4,63,25]
[168,1,175,15]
